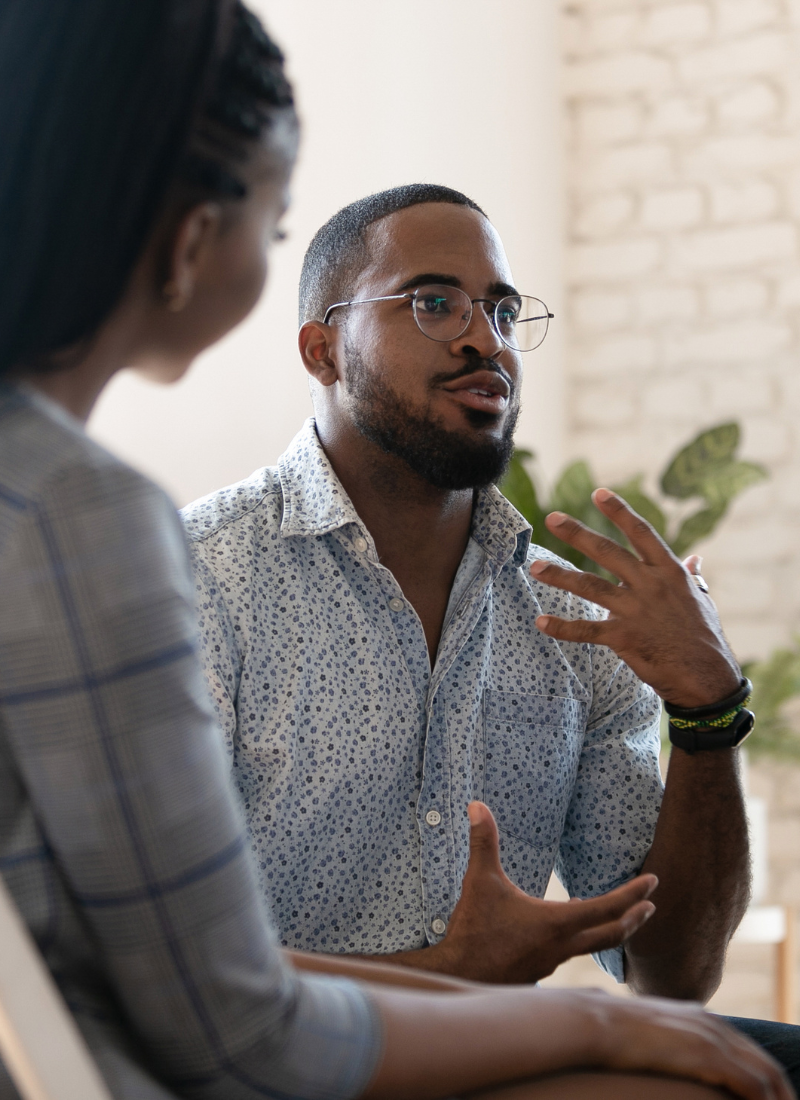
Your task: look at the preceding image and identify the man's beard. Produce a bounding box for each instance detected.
[344,340,519,491]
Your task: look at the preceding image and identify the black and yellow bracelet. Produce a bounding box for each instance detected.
[665,678,755,753]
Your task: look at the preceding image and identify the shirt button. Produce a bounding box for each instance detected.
[425,810,442,827]
[354,537,368,553]
[431,918,447,935]
[389,597,405,612]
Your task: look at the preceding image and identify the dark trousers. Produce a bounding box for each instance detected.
[723,1015,800,1097]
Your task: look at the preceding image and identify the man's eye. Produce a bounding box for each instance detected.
[418,295,451,314]
[497,300,521,326]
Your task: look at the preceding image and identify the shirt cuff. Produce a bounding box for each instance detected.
[264,974,383,1100]
[593,944,626,984]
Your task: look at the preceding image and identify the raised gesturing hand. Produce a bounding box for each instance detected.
[432,801,656,984]
[531,488,741,708]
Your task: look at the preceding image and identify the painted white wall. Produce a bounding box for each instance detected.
[90,0,566,507]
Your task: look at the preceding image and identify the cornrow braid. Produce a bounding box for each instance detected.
[180,2,297,200]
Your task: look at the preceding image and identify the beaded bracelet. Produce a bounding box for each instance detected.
[664,677,753,722]
[669,695,752,731]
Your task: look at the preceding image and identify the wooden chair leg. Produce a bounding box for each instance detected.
[776,907,797,1024]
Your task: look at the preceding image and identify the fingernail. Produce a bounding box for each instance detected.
[536,615,551,630]
[695,556,704,572]
[530,560,547,575]
[548,511,567,525]
[593,488,613,503]
[467,802,482,826]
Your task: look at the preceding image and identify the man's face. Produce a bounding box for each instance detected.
[333,203,524,490]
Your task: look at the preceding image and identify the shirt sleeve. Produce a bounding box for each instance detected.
[0,453,381,1099]
[554,618,663,983]
[186,544,241,764]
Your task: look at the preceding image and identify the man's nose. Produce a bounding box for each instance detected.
[450,302,504,359]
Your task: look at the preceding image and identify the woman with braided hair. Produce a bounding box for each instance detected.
[0,2,793,1098]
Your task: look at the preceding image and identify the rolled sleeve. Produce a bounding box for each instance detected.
[555,645,663,982]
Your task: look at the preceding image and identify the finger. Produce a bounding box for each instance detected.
[692,1025,793,1100]
[535,614,610,644]
[545,510,642,584]
[530,559,624,611]
[559,876,658,938]
[683,554,703,576]
[669,1015,793,1100]
[566,874,659,923]
[592,488,676,567]
[617,1009,791,1100]
[465,801,506,878]
[569,899,656,956]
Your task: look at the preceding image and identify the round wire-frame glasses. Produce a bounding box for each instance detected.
[322,283,554,353]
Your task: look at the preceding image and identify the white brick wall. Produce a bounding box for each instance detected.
[562,0,800,662]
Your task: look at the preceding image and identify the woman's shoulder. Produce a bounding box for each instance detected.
[0,386,172,515]
[0,387,180,564]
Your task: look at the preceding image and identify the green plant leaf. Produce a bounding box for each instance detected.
[742,642,800,760]
[549,460,595,518]
[669,503,727,557]
[699,460,767,508]
[660,423,740,500]
[611,476,667,539]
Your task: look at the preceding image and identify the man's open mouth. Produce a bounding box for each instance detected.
[440,370,511,415]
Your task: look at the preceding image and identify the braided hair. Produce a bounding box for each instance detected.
[180,2,297,202]
[0,0,297,378]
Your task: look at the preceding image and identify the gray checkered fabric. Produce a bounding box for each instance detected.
[0,386,381,1100]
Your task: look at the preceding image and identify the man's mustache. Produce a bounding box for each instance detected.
[430,357,515,394]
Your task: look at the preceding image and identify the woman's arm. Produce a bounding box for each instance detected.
[286,950,790,1100]
[286,949,476,992]
[360,985,791,1100]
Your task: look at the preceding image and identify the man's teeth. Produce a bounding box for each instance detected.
[468,387,496,396]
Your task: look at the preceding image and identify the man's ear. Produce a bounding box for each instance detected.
[299,321,340,387]
[162,202,222,312]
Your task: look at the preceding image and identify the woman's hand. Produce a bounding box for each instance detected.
[360,984,793,1100]
[585,990,792,1100]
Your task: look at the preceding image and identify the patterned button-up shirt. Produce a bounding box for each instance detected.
[0,390,379,1100]
[183,419,663,981]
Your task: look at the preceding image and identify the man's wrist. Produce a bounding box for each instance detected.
[663,666,742,711]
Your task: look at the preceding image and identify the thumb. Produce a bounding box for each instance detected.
[683,554,703,575]
[465,801,505,878]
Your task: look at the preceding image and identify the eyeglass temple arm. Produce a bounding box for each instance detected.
[322,294,410,325]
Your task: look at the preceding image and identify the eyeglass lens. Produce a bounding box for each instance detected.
[411,285,549,352]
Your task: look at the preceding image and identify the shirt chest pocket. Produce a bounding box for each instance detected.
[483,690,587,849]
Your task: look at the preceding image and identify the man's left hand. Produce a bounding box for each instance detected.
[530,488,741,708]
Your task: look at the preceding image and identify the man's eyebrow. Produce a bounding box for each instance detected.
[394,273,520,298]
[488,280,519,299]
[395,273,463,292]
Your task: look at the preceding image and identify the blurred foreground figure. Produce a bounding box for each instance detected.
[0,1,792,1099]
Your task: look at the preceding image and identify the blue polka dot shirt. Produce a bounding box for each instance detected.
[182,419,662,981]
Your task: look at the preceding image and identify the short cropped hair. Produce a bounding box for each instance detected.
[298,184,486,326]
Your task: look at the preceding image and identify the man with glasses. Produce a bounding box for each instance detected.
[182,184,752,1003]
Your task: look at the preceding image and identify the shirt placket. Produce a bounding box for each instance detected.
[417,561,495,943]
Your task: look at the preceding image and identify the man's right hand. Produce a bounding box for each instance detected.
[427,800,656,983]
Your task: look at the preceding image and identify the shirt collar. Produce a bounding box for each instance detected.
[471,484,532,569]
[278,417,533,567]
[278,418,362,537]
